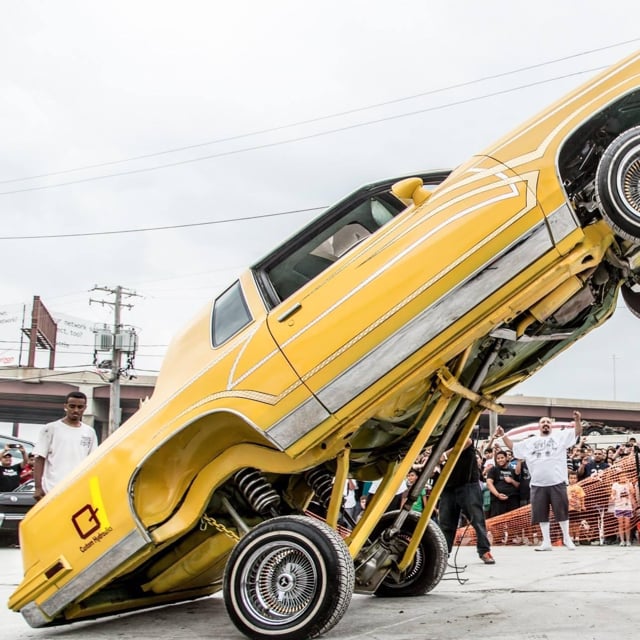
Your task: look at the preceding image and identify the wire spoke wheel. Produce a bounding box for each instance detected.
[372,512,447,598]
[243,543,318,624]
[622,157,640,211]
[596,125,640,242]
[224,515,354,640]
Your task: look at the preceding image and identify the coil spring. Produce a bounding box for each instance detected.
[234,467,281,516]
[305,468,334,507]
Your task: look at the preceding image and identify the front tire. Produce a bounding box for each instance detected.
[223,515,354,640]
[373,512,448,598]
[596,125,640,242]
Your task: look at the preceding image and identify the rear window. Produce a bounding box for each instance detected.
[211,281,252,346]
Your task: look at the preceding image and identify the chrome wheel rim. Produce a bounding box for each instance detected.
[613,144,640,223]
[622,155,640,211]
[383,533,425,587]
[239,541,318,626]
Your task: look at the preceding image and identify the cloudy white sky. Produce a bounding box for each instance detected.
[1,1,640,405]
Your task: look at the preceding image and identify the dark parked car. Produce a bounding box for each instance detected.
[580,421,628,437]
[0,480,36,544]
[503,420,628,440]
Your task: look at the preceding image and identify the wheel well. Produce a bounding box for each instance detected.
[131,411,272,528]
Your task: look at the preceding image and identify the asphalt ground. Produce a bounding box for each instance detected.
[1,543,637,639]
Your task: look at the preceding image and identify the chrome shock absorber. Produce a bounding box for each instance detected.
[234,467,281,517]
[305,468,334,508]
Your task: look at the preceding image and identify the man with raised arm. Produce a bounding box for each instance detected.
[496,410,582,551]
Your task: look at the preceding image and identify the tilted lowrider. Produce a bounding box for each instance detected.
[9,49,640,639]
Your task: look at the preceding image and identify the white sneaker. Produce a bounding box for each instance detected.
[564,539,576,550]
[534,544,552,552]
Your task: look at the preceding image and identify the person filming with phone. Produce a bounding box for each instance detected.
[0,444,29,492]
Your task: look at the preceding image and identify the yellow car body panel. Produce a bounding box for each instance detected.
[9,49,640,635]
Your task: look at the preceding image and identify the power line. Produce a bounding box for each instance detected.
[0,338,170,349]
[0,366,107,382]
[0,206,325,240]
[129,265,244,286]
[0,346,166,357]
[9,266,240,300]
[2,38,637,187]
[0,66,609,198]
[0,366,161,382]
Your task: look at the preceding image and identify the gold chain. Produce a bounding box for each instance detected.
[199,514,240,542]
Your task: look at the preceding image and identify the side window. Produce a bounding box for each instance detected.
[212,281,252,347]
[252,171,450,309]
[264,195,403,302]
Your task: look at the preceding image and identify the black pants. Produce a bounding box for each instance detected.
[439,482,492,557]
[489,494,519,518]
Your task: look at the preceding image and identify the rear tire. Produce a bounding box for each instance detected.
[620,283,640,319]
[223,515,354,640]
[596,126,640,242]
[373,512,447,597]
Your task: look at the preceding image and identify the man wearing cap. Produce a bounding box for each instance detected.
[0,445,29,492]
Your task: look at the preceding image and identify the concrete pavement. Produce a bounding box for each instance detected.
[1,543,637,639]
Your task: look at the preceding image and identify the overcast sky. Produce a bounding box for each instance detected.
[1,1,640,407]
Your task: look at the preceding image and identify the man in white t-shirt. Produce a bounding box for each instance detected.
[343,478,359,522]
[497,410,582,552]
[33,391,98,500]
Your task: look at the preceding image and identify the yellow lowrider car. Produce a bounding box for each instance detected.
[9,49,640,639]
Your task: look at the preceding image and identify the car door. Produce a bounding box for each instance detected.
[262,163,551,434]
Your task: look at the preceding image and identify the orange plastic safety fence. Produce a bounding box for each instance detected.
[456,456,639,547]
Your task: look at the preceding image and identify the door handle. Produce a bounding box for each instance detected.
[277,303,302,322]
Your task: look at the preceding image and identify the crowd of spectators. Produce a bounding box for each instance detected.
[341,423,639,549]
[475,430,640,546]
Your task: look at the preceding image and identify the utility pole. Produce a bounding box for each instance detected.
[91,285,140,437]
